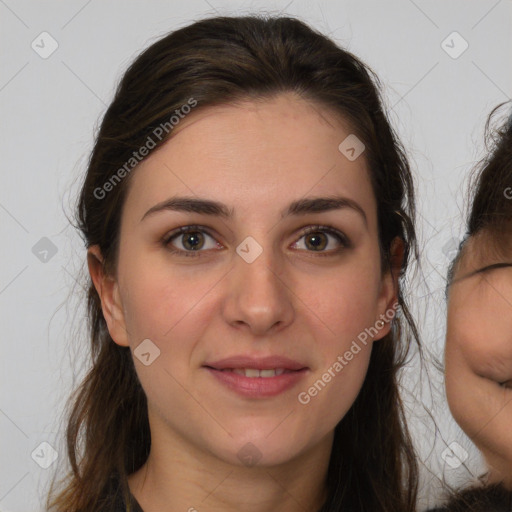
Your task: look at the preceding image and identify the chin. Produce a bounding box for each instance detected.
[209,431,309,469]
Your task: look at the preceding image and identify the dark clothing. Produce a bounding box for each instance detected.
[111,489,144,512]
[99,474,144,512]
[425,484,512,512]
[112,494,144,512]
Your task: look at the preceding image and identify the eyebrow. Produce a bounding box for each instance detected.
[140,195,368,225]
[452,262,512,284]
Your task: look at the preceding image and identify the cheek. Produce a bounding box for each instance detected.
[318,257,383,337]
[290,272,377,436]
[447,296,512,381]
[295,262,381,408]
[446,293,512,465]
[119,255,220,342]
[296,343,372,434]
[445,301,485,410]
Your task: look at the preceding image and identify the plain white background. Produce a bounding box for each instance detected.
[1,0,511,510]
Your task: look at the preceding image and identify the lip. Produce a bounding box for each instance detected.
[203,355,309,399]
[204,355,308,371]
[205,367,309,398]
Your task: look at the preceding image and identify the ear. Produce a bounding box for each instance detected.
[374,237,404,341]
[87,245,130,347]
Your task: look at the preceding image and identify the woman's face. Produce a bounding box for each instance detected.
[92,93,397,468]
[446,231,512,487]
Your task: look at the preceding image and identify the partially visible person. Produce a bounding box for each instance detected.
[431,107,512,511]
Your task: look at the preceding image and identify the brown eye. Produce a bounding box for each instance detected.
[180,231,205,251]
[163,225,222,257]
[304,232,328,251]
[292,225,350,255]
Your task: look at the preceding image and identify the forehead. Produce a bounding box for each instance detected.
[123,93,377,224]
[452,230,511,280]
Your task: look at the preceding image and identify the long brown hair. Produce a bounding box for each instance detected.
[47,15,421,511]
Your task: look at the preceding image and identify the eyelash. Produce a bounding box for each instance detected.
[162,224,350,258]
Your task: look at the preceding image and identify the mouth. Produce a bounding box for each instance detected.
[202,356,309,398]
[204,354,308,372]
[208,367,298,378]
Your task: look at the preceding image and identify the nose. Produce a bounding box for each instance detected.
[222,245,294,336]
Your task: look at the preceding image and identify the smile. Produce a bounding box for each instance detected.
[204,367,308,398]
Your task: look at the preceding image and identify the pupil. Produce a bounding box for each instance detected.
[307,233,326,250]
[184,232,203,250]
